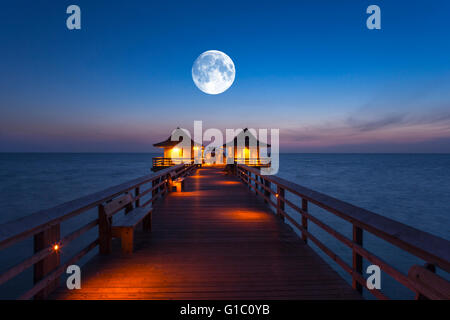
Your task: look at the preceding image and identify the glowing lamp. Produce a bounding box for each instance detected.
[53,244,60,252]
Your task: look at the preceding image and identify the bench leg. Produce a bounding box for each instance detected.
[143,213,152,232]
[99,211,112,255]
[121,228,134,254]
[174,182,183,192]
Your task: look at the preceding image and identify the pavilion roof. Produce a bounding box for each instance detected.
[222,128,271,147]
[153,128,198,148]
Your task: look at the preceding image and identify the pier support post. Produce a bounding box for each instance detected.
[277,186,285,221]
[33,224,60,299]
[301,199,308,243]
[98,205,112,255]
[152,179,158,203]
[416,263,436,300]
[159,176,165,195]
[135,187,140,207]
[264,180,271,204]
[352,225,363,294]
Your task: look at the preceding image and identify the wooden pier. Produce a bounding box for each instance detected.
[0,164,449,300]
[52,167,359,299]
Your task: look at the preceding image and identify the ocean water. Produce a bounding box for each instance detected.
[0,153,449,299]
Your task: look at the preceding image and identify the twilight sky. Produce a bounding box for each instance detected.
[0,0,449,152]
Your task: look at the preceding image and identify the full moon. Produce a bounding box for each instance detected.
[192,50,235,95]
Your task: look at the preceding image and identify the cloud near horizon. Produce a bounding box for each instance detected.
[1,107,450,153]
[281,108,450,152]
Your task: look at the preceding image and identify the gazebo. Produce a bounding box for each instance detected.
[152,128,201,171]
[152,128,271,171]
[222,128,271,166]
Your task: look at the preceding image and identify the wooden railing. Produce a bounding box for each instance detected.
[236,164,450,300]
[0,163,196,299]
[153,157,271,167]
[232,158,271,167]
[152,157,194,167]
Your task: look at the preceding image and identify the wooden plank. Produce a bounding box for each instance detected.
[21,240,98,300]
[276,186,285,221]
[112,208,152,228]
[408,265,450,299]
[98,205,112,255]
[103,194,133,217]
[352,226,363,295]
[239,165,450,272]
[301,199,308,243]
[0,219,97,287]
[33,224,60,299]
[0,164,186,250]
[52,167,361,300]
[283,196,417,293]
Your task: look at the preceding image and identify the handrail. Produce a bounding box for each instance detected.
[0,163,196,299]
[0,164,185,250]
[232,158,271,167]
[236,164,450,299]
[153,157,194,167]
[152,157,271,167]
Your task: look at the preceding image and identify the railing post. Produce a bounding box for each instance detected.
[301,199,308,243]
[33,224,60,299]
[152,178,158,204]
[416,263,436,300]
[160,175,165,194]
[164,174,169,195]
[352,225,363,294]
[98,205,112,255]
[264,179,271,204]
[134,187,140,207]
[276,186,285,221]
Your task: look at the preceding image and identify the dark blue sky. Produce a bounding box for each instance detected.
[0,0,449,152]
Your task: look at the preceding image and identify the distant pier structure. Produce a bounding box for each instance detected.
[152,128,271,171]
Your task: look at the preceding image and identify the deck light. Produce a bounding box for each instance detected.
[53,244,60,252]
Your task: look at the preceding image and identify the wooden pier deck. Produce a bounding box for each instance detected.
[51,167,360,299]
[2,163,449,300]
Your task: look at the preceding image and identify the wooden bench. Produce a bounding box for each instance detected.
[99,194,152,254]
[408,265,450,300]
[169,171,185,192]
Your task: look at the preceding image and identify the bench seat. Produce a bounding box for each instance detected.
[408,265,450,299]
[169,171,185,192]
[111,207,152,254]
